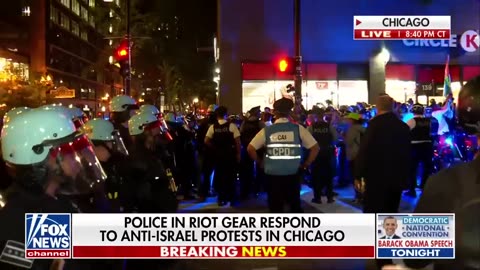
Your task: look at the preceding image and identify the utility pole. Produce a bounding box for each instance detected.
[125,0,132,95]
[293,0,303,119]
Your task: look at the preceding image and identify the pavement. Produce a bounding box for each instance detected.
[174,185,421,270]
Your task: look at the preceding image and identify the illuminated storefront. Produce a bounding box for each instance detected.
[0,57,29,82]
[218,0,480,113]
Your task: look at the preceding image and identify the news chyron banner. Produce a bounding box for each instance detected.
[376,214,455,259]
[354,16,451,40]
[63,213,375,259]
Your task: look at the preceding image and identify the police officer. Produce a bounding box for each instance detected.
[126,111,178,270]
[109,95,139,152]
[247,98,319,213]
[406,104,433,197]
[240,106,265,199]
[205,106,241,206]
[82,118,130,212]
[307,107,338,204]
[382,75,480,270]
[0,108,106,270]
[197,105,218,200]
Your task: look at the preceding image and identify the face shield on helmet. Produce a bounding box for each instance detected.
[128,112,163,136]
[68,106,85,128]
[45,132,107,194]
[82,118,129,156]
[1,108,106,195]
[139,104,160,116]
[110,95,139,112]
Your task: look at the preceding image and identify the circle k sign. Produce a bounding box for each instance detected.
[402,30,479,52]
[459,30,479,52]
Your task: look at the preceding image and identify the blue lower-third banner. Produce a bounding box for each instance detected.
[377,248,454,258]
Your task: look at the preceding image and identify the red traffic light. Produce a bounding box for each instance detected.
[275,57,294,74]
[114,40,129,61]
[278,59,288,72]
[117,48,128,57]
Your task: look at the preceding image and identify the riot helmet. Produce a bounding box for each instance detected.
[1,108,106,194]
[3,107,31,125]
[82,118,129,156]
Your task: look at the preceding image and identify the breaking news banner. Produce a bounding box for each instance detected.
[68,213,376,259]
[353,16,451,40]
[376,214,455,259]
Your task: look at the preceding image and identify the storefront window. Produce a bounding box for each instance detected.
[416,82,461,105]
[242,81,315,112]
[385,80,416,103]
[337,80,368,106]
[304,81,338,108]
[242,81,275,113]
[0,58,29,82]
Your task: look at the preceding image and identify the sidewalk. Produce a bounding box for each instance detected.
[178,184,419,214]
[300,185,419,214]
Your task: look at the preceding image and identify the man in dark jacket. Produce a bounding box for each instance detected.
[355,95,412,269]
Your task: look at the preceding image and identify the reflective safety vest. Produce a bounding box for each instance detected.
[264,122,302,175]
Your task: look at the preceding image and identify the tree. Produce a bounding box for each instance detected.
[0,63,50,112]
[0,80,50,110]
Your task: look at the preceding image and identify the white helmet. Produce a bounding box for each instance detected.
[1,108,106,194]
[82,118,128,156]
[110,95,138,112]
[128,111,159,136]
[3,107,31,124]
[139,104,160,116]
[68,106,84,119]
[39,104,73,119]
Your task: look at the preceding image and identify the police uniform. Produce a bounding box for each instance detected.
[249,98,318,212]
[205,116,241,205]
[308,114,337,203]
[406,115,433,195]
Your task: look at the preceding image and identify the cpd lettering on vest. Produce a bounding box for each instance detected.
[403,29,479,52]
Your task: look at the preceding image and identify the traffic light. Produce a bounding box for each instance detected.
[114,40,130,77]
[276,57,294,74]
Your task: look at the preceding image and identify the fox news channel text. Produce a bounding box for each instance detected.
[69,213,376,259]
[353,16,451,40]
[376,214,455,259]
[25,214,71,259]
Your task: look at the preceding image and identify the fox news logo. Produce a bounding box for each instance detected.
[25,214,71,259]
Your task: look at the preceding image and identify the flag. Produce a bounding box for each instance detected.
[443,55,452,97]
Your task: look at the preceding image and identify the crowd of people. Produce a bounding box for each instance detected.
[0,75,479,270]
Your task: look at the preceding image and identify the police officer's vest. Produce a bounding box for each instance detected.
[264,122,302,175]
[212,121,235,158]
[411,117,432,143]
[310,121,333,149]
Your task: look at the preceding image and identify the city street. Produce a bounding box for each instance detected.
[175,185,419,270]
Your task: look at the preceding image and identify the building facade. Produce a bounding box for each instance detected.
[218,0,480,113]
[0,0,120,112]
